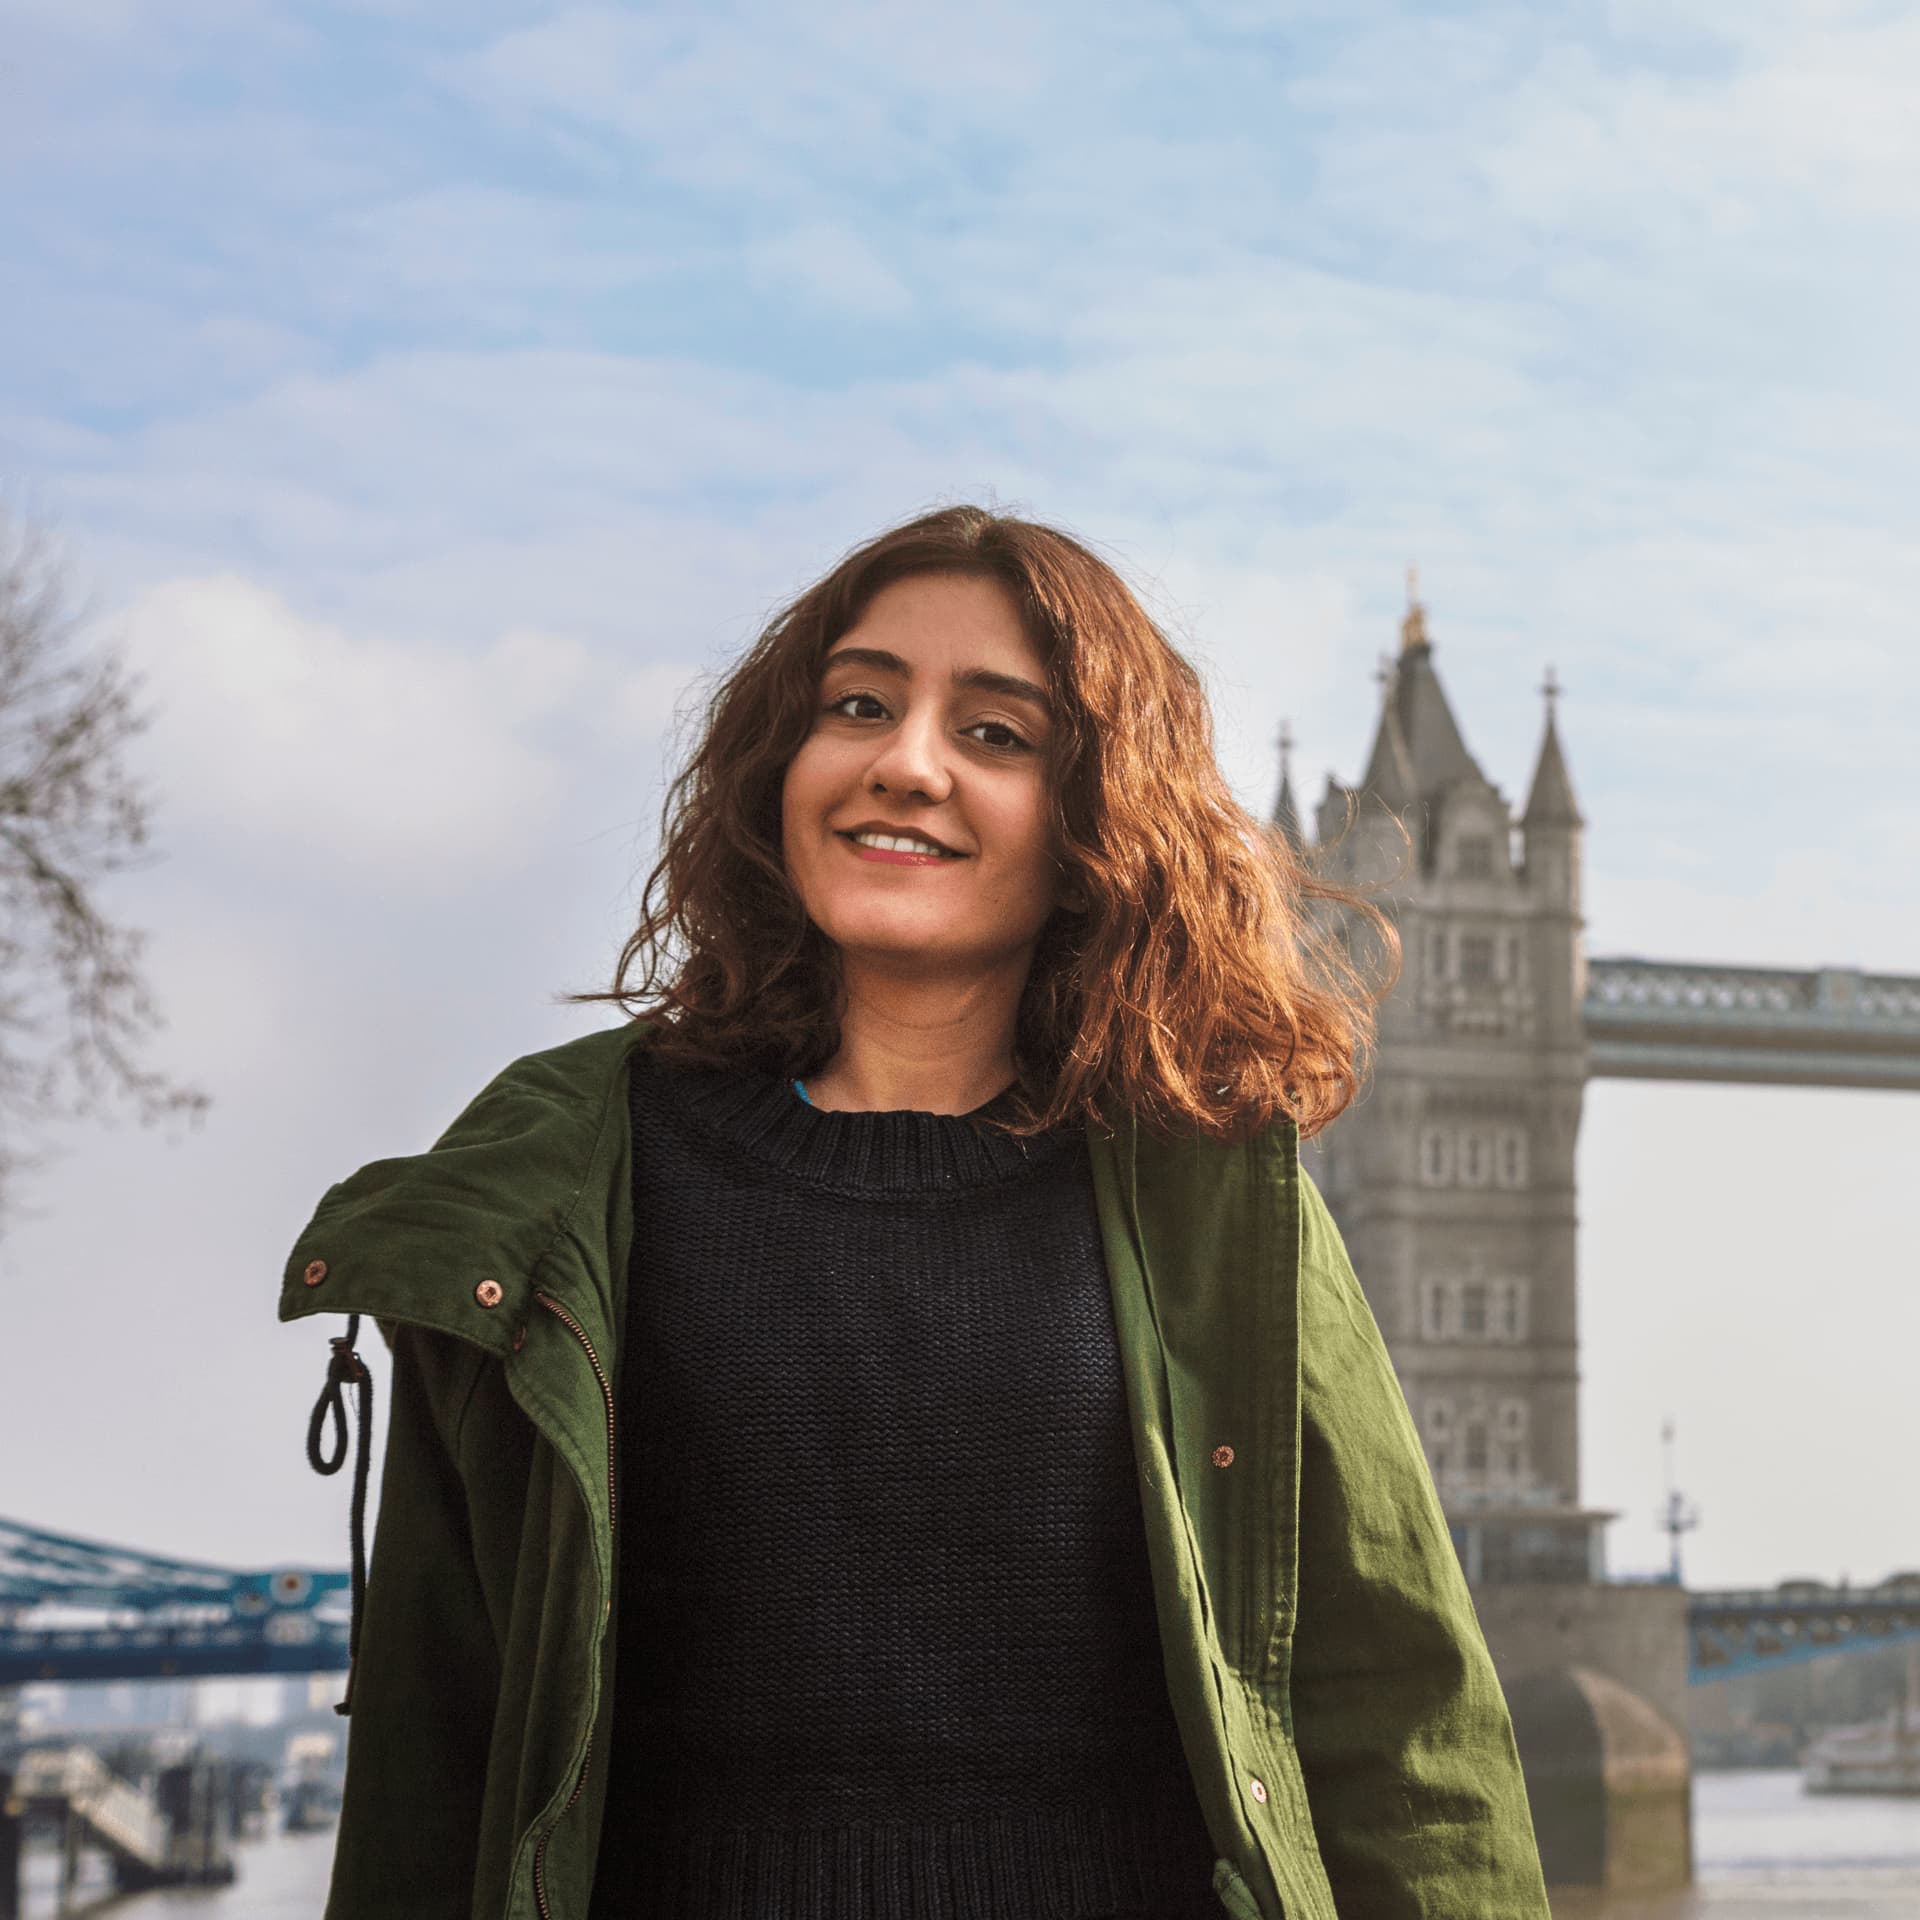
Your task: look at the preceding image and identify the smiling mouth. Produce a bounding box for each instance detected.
[837,831,967,859]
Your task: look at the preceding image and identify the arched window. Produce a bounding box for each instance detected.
[1460,1281,1488,1339]
[1459,1130,1490,1186]
[1420,1127,1452,1186]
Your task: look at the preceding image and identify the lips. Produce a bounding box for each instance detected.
[837,824,966,857]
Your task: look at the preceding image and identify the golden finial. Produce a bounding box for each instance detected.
[1401,563,1428,652]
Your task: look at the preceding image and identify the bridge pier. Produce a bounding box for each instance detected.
[1473,1580,1694,1892]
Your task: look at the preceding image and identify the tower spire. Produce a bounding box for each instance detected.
[1523,664,1583,828]
[1271,719,1304,849]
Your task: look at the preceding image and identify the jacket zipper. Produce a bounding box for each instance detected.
[533,1730,592,1920]
[532,1287,618,1531]
[529,1287,618,1918]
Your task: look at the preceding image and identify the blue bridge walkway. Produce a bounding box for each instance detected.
[6,1516,1916,1690]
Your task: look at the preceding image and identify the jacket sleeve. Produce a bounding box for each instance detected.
[323,1324,503,1920]
[1285,1172,1551,1919]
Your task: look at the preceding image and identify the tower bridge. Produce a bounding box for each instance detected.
[5,1509,1911,1695]
[1274,586,1914,1597]
[1586,957,1920,1092]
[0,1516,348,1688]
[1274,586,1916,1886]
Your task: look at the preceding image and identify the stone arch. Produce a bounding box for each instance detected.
[1505,1664,1692,1892]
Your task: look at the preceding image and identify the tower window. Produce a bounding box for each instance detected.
[1460,1282,1488,1338]
[1463,1420,1489,1473]
[1422,1279,1450,1340]
[1420,1127,1453,1186]
[1459,1130,1490,1186]
[1456,836,1493,877]
[1459,934,1495,984]
[1497,1128,1528,1188]
[1495,1402,1528,1481]
[1494,1279,1527,1342]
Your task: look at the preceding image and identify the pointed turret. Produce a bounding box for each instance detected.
[1389,572,1486,794]
[1270,720,1305,851]
[1359,685,1418,812]
[1519,664,1584,1040]
[1523,668,1583,828]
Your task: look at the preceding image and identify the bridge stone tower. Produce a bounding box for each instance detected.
[1284,583,1617,1586]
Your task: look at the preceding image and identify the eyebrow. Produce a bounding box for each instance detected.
[819,646,1054,719]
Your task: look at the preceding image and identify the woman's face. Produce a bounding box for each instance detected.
[780,571,1066,985]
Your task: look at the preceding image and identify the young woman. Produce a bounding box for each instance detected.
[285,506,1550,1920]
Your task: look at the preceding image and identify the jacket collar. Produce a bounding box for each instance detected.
[280,1021,653,1355]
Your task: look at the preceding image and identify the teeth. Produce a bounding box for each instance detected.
[852,831,954,856]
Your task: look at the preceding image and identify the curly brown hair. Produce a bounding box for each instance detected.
[566,504,1400,1143]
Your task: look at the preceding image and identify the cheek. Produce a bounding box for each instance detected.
[779,747,825,844]
[985,793,1059,892]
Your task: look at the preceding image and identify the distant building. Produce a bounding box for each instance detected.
[1280,583,1694,1890]
[1284,582,1614,1586]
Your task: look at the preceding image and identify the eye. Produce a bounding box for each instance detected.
[825,691,1036,748]
[823,690,888,721]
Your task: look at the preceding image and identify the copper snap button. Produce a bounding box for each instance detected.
[1250,1776,1268,1804]
[1211,1444,1234,1468]
[303,1260,328,1287]
[474,1279,504,1309]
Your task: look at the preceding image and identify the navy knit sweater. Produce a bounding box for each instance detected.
[586,1051,1222,1919]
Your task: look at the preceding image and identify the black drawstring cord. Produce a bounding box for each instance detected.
[306,1311,373,1716]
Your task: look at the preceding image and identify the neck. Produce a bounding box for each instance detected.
[804,952,1029,1114]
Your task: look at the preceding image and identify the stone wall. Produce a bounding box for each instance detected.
[1472,1581,1690,1737]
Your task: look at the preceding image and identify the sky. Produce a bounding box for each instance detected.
[1,0,1915,1596]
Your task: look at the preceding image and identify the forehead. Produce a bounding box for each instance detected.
[834,572,1040,666]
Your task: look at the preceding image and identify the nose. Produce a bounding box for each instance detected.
[862,704,954,802]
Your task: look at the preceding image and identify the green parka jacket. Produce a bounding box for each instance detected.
[279,1020,1550,1920]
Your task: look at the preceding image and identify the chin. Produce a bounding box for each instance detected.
[818,909,983,956]
[830,921,970,958]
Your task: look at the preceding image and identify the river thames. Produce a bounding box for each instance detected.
[24,1768,1920,1918]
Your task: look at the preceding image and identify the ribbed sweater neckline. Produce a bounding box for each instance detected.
[661,1063,1071,1194]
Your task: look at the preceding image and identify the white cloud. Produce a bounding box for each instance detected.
[117,575,572,884]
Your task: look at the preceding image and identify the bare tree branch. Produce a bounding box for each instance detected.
[0,511,210,1233]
